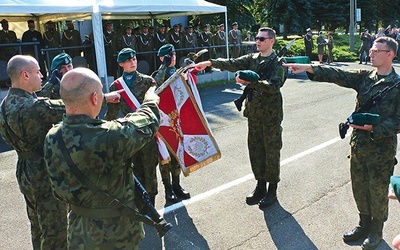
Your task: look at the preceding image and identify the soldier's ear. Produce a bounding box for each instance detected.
[91,91,99,106]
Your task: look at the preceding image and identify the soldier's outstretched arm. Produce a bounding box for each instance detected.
[283,63,314,74]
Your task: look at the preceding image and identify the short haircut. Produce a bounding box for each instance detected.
[7,55,37,82]
[60,68,102,106]
[258,27,276,39]
[375,36,398,55]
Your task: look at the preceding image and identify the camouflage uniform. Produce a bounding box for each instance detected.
[210,52,287,183]
[308,66,400,221]
[105,71,159,200]
[38,76,61,99]
[0,88,67,249]
[44,96,160,249]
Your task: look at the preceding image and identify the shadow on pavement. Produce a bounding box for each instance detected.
[262,201,318,249]
[139,205,209,249]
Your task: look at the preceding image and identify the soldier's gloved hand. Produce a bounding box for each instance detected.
[235,70,260,83]
[144,86,160,105]
[161,53,172,68]
[49,69,61,85]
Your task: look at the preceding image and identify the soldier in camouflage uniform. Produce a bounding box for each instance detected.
[0,55,67,249]
[44,67,160,249]
[152,44,191,202]
[105,48,160,204]
[194,27,287,209]
[285,36,400,250]
[38,53,73,99]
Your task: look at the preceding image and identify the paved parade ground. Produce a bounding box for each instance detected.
[1,62,400,249]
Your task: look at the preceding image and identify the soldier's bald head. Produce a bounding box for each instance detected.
[60,68,102,107]
[7,55,38,82]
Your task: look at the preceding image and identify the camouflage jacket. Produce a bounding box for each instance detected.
[210,52,287,121]
[44,97,160,210]
[37,78,61,99]
[105,71,157,120]
[152,66,176,86]
[0,88,64,195]
[309,66,400,144]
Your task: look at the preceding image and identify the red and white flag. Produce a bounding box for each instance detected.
[157,71,221,176]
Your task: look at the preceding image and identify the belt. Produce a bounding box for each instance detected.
[17,151,42,159]
[70,204,122,219]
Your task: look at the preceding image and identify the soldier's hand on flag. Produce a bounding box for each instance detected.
[104,89,125,103]
[283,63,314,74]
[192,61,212,71]
[144,86,160,104]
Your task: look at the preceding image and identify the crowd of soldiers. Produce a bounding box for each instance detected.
[0,19,252,85]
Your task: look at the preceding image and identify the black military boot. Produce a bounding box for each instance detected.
[172,174,190,199]
[258,183,278,209]
[361,219,383,249]
[163,176,177,202]
[343,214,371,243]
[246,180,267,205]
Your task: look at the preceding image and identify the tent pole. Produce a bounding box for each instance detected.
[92,10,109,92]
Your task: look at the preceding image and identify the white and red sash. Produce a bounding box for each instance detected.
[114,77,171,164]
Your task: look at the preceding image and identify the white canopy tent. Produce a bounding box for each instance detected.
[0,0,228,89]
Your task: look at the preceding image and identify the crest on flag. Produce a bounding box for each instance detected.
[157,71,221,176]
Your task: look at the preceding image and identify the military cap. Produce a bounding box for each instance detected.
[158,23,166,28]
[105,22,112,26]
[66,20,73,24]
[185,25,193,30]
[202,24,210,29]
[391,176,400,201]
[216,25,220,29]
[306,28,311,32]
[149,26,155,30]
[142,25,149,29]
[27,20,35,24]
[235,70,260,82]
[347,113,381,126]
[0,19,8,24]
[364,28,369,32]
[173,24,179,28]
[232,22,238,26]
[133,26,140,31]
[125,26,132,30]
[51,53,72,71]
[117,48,136,63]
[220,23,224,27]
[157,44,175,57]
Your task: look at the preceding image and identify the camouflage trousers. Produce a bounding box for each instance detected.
[68,211,144,249]
[159,156,182,182]
[350,136,397,222]
[131,140,159,198]
[248,119,282,183]
[24,192,67,249]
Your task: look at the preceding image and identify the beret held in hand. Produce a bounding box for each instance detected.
[235,70,260,82]
[347,113,381,125]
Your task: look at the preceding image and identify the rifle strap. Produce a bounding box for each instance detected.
[55,128,158,226]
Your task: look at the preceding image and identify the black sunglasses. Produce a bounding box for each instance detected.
[255,36,272,42]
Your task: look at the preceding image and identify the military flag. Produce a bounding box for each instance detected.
[157,70,221,176]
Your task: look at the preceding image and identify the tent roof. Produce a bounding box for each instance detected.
[0,0,226,20]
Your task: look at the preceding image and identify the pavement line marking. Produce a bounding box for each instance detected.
[158,136,343,215]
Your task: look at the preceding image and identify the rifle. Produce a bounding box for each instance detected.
[339,79,400,139]
[133,175,173,237]
[234,38,295,111]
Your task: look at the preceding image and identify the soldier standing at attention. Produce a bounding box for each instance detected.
[103,22,118,79]
[44,67,159,249]
[0,19,18,61]
[43,20,61,63]
[105,48,160,205]
[213,23,226,58]
[152,44,191,202]
[360,29,372,65]
[0,55,67,249]
[62,21,82,59]
[229,22,242,58]
[22,20,46,79]
[38,53,73,99]
[285,36,400,250]
[304,28,313,60]
[193,27,287,209]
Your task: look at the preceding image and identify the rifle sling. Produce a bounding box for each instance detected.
[357,80,400,113]
[55,128,157,225]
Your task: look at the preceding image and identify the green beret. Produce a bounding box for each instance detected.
[117,48,136,63]
[235,70,260,82]
[51,53,72,71]
[157,44,175,57]
[391,176,400,201]
[347,113,381,126]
